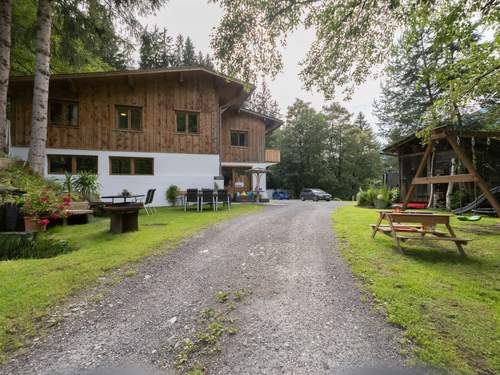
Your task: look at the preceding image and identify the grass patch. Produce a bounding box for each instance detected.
[332,206,500,374]
[0,204,260,362]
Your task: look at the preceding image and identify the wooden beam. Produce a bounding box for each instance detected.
[412,174,479,185]
[403,141,433,207]
[446,134,500,217]
[430,131,447,141]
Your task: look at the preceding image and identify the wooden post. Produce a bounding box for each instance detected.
[403,141,434,208]
[446,134,500,217]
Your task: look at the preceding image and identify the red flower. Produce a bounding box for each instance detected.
[39,197,49,202]
[38,218,50,226]
[57,204,66,210]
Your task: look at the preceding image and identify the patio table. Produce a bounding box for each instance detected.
[101,194,145,204]
[371,211,470,255]
[101,195,145,234]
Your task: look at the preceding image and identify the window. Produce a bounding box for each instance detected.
[109,157,154,175]
[49,100,79,126]
[48,155,97,174]
[176,111,199,133]
[116,106,142,130]
[231,131,248,147]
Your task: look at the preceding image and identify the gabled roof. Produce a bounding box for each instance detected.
[239,108,283,134]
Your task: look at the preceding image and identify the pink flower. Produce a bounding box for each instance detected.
[38,218,50,226]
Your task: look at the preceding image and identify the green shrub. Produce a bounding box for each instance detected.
[357,187,392,207]
[166,185,180,206]
[0,232,75,260]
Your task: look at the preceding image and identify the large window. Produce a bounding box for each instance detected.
[49,100,79,126]
[231,131,248,147]
[176,111,199,134]
[109,157,154,175]
[116,106,142,130]
[48,155,97,174]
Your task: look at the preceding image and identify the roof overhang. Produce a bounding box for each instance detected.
[239,108,283,134]
[9,66,253,107]
[381,125,500,156]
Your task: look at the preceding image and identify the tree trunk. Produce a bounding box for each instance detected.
[28,0,53,175]
[446,158,456,211]
[0,0,12,154]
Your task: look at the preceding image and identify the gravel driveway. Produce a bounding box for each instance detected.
[2,201,405,375]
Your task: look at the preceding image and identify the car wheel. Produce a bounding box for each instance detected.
[313,196,319,202]
[301,196,305,201]
[326,198,331,202]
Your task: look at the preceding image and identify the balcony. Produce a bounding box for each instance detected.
[265,148,281,163]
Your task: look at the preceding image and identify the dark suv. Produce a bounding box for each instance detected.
[300,188,332,201]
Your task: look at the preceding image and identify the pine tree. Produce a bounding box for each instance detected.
[245,79,280,117]
[204,53,214,69]
[139,26,175,69]
[196,50,204,66]
[353,112,369,131]
[182,36,196,66]
[174,34,184,66]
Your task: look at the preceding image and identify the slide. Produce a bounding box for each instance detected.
[452,185,500,215]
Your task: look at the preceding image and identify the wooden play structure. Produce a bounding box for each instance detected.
[392,126,500,217]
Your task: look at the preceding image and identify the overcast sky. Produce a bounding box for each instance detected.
[143,0,383,126]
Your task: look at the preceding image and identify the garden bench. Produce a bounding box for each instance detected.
[63,201,93,225]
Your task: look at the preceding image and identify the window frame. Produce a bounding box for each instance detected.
[48,99,79,127]
[109,157,154,176]
[47,155,98,175]
[175,110,200,134]
[230,130,248,148]
[115,105,143,131]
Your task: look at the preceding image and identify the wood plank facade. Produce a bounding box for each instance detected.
[8,68,281,164]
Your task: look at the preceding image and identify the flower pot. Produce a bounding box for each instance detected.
[24,217,47,232]
[374,199,389,209]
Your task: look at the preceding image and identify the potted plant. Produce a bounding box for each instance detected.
[166,185,179,206]
[374,189,391,209]
[20,190,69,232]
[73,172,101,202]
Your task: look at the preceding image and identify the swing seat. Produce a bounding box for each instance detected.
[457,215,482,222]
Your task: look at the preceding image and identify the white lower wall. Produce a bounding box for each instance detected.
[10,147,220,206]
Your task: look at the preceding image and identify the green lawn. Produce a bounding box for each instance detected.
[0,204,260,362]
[332,206,500,374]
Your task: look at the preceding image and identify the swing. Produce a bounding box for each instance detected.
[456,136,482,222]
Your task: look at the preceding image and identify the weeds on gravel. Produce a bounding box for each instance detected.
[0,205,260,363]
[174,290,248,373]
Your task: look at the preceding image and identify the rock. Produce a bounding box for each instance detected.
[168,316,177,325]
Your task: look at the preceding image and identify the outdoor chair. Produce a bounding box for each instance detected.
[200,189,215,212]
[184,189,200,212]
[143,189,156,215]
[216,189,231,211]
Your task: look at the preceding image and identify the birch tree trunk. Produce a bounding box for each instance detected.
[0,0,12,154]
[28,0,53,174]
[446,158,456,211]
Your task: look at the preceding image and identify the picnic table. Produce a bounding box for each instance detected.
[101,195,145,234]
[371,211,470,256]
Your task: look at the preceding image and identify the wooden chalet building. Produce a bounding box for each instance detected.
[7,67,282,205]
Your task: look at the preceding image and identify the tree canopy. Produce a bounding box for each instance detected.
[211,0,499,131]
[270,100,382,199]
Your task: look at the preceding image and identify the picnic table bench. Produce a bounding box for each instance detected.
[371,211,471,256]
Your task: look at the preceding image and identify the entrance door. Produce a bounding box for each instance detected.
[222,167,251,193]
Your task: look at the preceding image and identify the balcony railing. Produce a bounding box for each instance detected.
[265,148,281,163]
